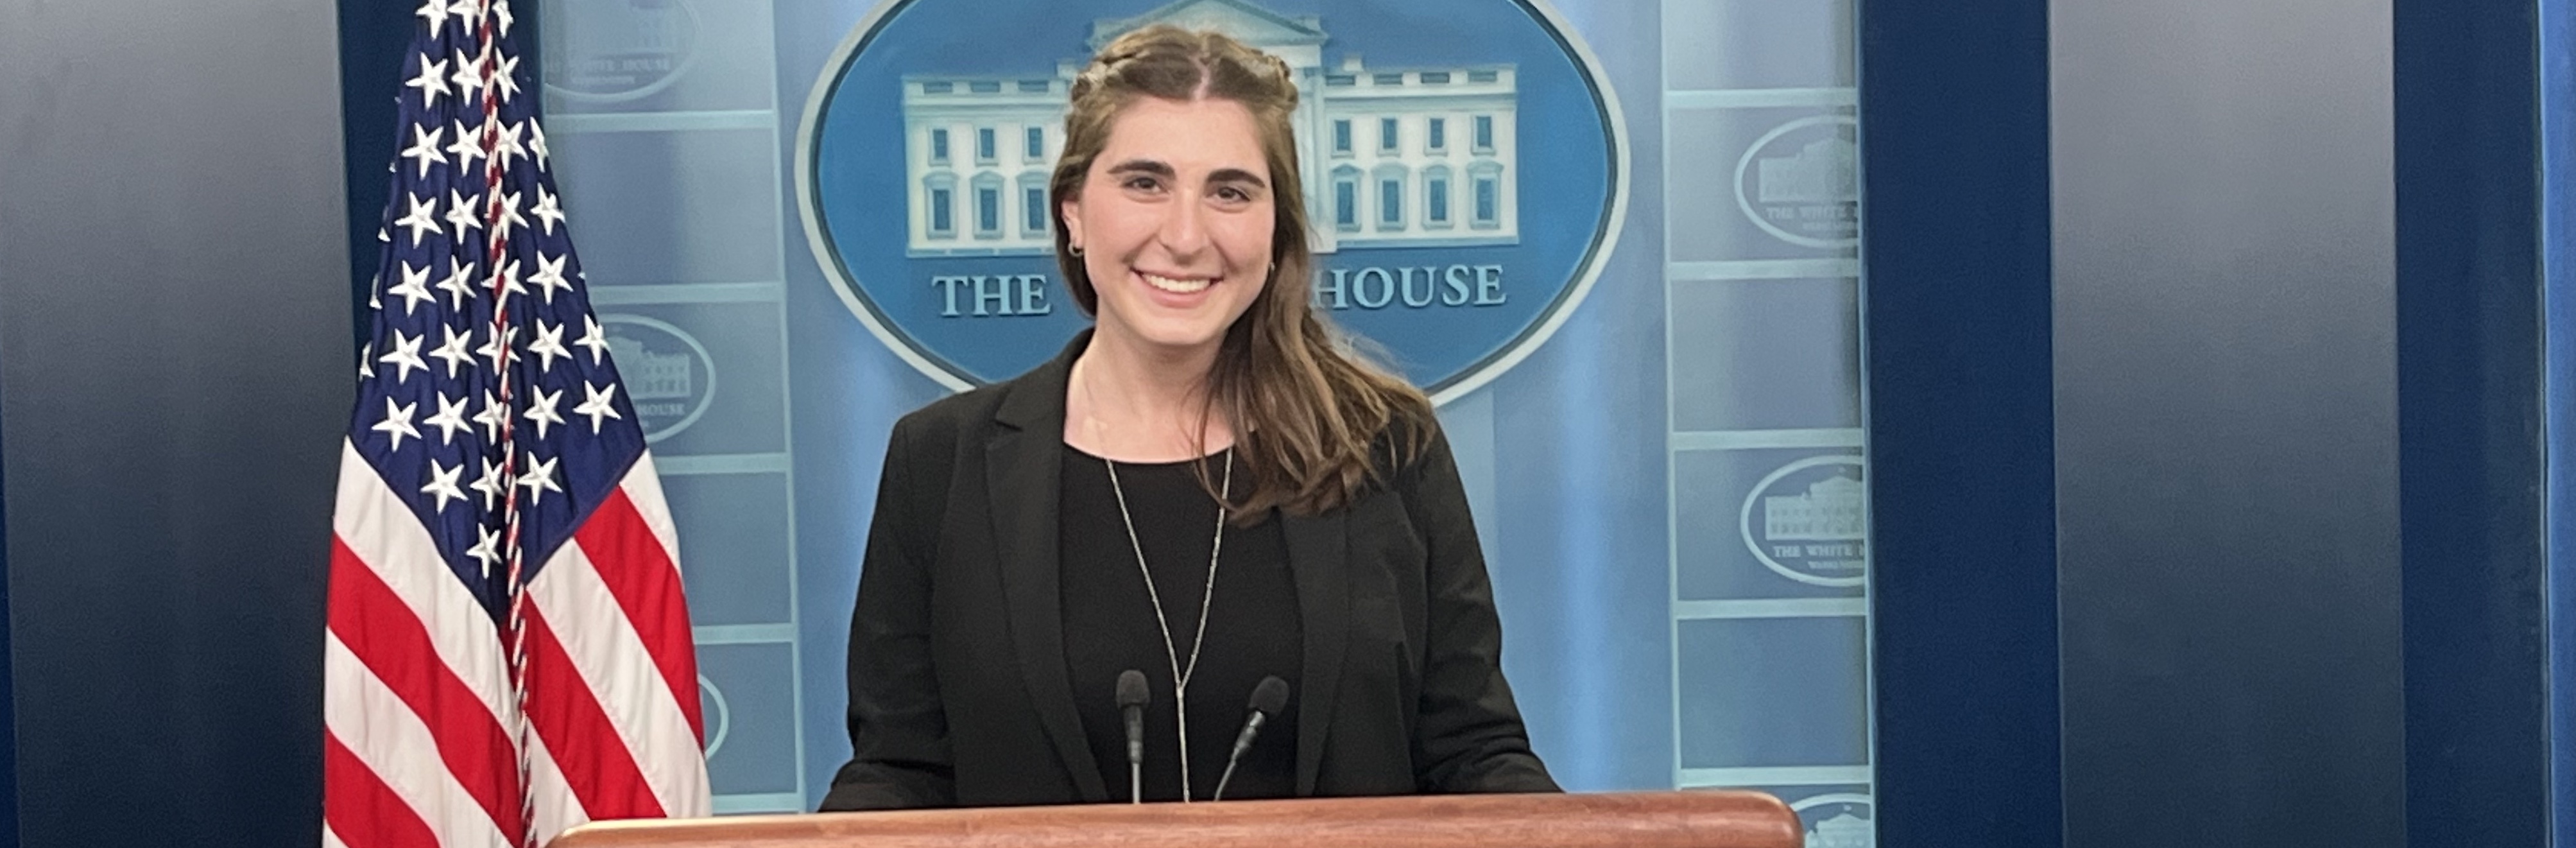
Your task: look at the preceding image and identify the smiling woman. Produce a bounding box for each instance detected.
[821,25,1558,811]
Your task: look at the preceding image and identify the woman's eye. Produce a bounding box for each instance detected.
[1123,176,1161,191]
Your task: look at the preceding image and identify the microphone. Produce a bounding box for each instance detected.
[1115,670,1149,804]
[1210,675,1289,801]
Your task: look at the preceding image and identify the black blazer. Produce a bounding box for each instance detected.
[820,334,1557,811]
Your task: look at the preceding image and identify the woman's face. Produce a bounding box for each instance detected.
[1061,96,1275,361]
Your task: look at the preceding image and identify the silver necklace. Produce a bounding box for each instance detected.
[1102,446,1232,802]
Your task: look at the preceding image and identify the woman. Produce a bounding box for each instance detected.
[820,25,1556,811]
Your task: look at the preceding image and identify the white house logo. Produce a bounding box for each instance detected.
[1791,793,1871,848]
[539,0,700,101]
[796,0,1627,402]
[1735,115,1857,249]
[1739,454,1866,587]
[599,315,716,442]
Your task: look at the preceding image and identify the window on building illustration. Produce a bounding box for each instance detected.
[968,80,1000,94]
[1017,80,1050,93]
[1334,178,1357,231]
[1024,185,1047,234]
[1334,119,1352,155]
[1379,177,1403,227]
[922,81,953,94]
[1380,117,1398,153]
[928,185,954,237]
[1427,169,1451,226]
[1373,73,1404,85]
[1468,69,1498,83]
[1429,118,1446,152]
[1473,116,1493,152]
[1472,169,1500,229]
[1025,126,1044,160]
[931,128,950,164]
[976,186,1000,236]
[976,127,997,163]
[1421,71,1450,84]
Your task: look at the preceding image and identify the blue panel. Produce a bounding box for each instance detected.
[1675,618,1868,769]
[667,472,794,626]
[1857,0,2060,845]
[550,128,784,285]
[1667,281,1860,432]
[2393,0,2550,843]
[700,642,803,796]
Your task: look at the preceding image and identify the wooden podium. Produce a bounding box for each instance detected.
[549,791,1801,848]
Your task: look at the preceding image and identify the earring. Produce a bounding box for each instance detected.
[1070,245,1084,256]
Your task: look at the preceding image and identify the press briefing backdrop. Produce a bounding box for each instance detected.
[534,0,1871,835]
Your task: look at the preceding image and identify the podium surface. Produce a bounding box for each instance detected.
[551,791,1801,848]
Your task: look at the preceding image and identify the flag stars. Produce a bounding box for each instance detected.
[414,0,452,37]
[494,0,515,35]
[526,120,550,168]
[530,187,565,235]
[493,121,528,172]
[494,189,529,238]
[473,390,509,444]
[449,48,488,103]
[378,330,429,383]
[388,261,436,315]
[528,320,572,373]
[373,397,424,452]
[400,124,445,178]
[576,316,611,365]
[437,259,479,311]
[420,459,468,513]
[476,324,517,372]
[528,253,571,304]
[406,54,451,108]
[493,52,522,103]
[574,382,622,433]
[470,456,510,512]
[422,391,472,444]
[443,188,483,243]
[393,194,441,247]
[517,453,563,506]
[466,523,504,578]
[447,119,488,173]
[524,386,567,439]
[429,324,476,378]
[491,259,527,300]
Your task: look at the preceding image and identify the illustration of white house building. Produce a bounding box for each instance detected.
[1763,473,1866,542]
[900,0,1520,257]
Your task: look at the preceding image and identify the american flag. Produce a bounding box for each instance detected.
[323,1,711,846]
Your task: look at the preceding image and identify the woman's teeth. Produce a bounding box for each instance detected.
[1141,272,1211,294]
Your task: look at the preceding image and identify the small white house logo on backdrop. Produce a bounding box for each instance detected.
[1739,454,1867,587]
[599,315,716,443]
[540,0,701,101]
[1792,793,1873,848]
[1735,115,1857,248]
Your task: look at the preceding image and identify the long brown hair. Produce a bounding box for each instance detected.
[1051,25,1431,518]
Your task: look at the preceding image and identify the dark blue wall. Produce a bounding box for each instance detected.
[1857,0,2061,844]
[0,1,348,845]
[2392,0,2551,844]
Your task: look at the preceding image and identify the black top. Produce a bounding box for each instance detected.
[1059,445,1301,802]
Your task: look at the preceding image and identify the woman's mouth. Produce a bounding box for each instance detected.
[1139,271,1214,295]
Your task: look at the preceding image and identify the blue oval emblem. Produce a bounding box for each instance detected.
[795,0,1627,401]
